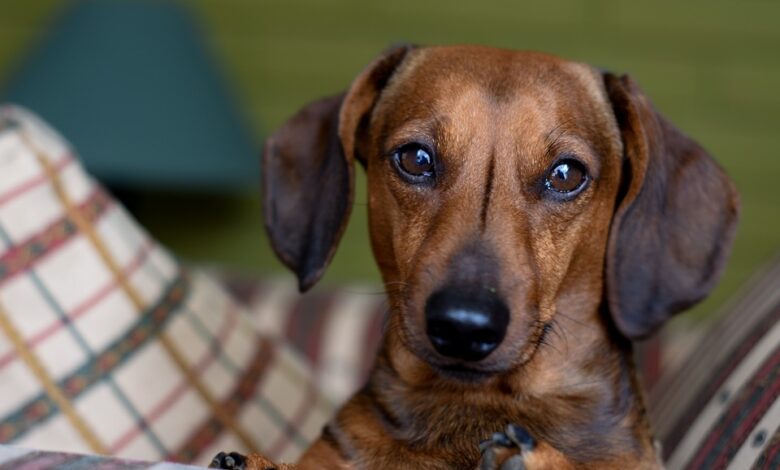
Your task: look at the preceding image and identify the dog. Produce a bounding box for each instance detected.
[211,45,739,469]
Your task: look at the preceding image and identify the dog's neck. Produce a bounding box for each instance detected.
[361,308,659,467]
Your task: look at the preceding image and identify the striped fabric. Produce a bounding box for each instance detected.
[0,445,205,469]
[649,255,780,470]
[0,105,333,466]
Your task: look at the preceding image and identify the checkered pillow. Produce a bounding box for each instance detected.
[0,105,333,466]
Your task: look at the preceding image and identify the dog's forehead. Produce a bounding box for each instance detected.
[377,46,612,130]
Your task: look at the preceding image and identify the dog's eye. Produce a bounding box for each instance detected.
[394,144,435,180]
[545,159,588,196]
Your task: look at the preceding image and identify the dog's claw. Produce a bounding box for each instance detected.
[209,452,227,469]
[492,431,513,447]
[500,454,525,470]
[209,451,247,469]
[506,424,535,451]
[480,445,499,470]
[479,439,494,453]
[479,424,535,470]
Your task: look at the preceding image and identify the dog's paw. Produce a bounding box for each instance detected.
[209,452,247,470]
[478,424,536,470]
[209,451,288,470]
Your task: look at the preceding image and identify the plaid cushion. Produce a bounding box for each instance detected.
[218,276,387,404]
[0,105,333,466]
[649,255,780,469]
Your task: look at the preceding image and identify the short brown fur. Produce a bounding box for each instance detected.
[221,45,739,470]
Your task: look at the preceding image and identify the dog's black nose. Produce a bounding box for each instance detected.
[424,287,509,362]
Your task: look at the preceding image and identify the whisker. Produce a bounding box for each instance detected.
[545,319,569,356]
[555,311,591,328]
[537,321,564,356]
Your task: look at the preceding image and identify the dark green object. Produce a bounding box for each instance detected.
[2,0,258,190]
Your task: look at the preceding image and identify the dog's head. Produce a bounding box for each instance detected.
[263,45,738,379]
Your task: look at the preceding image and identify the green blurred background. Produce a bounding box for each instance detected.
[1,0,778,320]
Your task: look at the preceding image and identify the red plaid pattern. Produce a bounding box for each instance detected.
[0,105,333,466]
[217,277,388,405]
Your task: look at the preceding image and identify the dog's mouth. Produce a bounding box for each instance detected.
[435,364,497,383]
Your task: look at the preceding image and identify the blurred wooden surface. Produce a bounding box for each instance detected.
[1,0,778,320]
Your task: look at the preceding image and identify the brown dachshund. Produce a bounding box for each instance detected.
[211,45,739,469]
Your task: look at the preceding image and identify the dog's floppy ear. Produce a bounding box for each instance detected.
[263,45,415,291]
[603,73,739,339]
